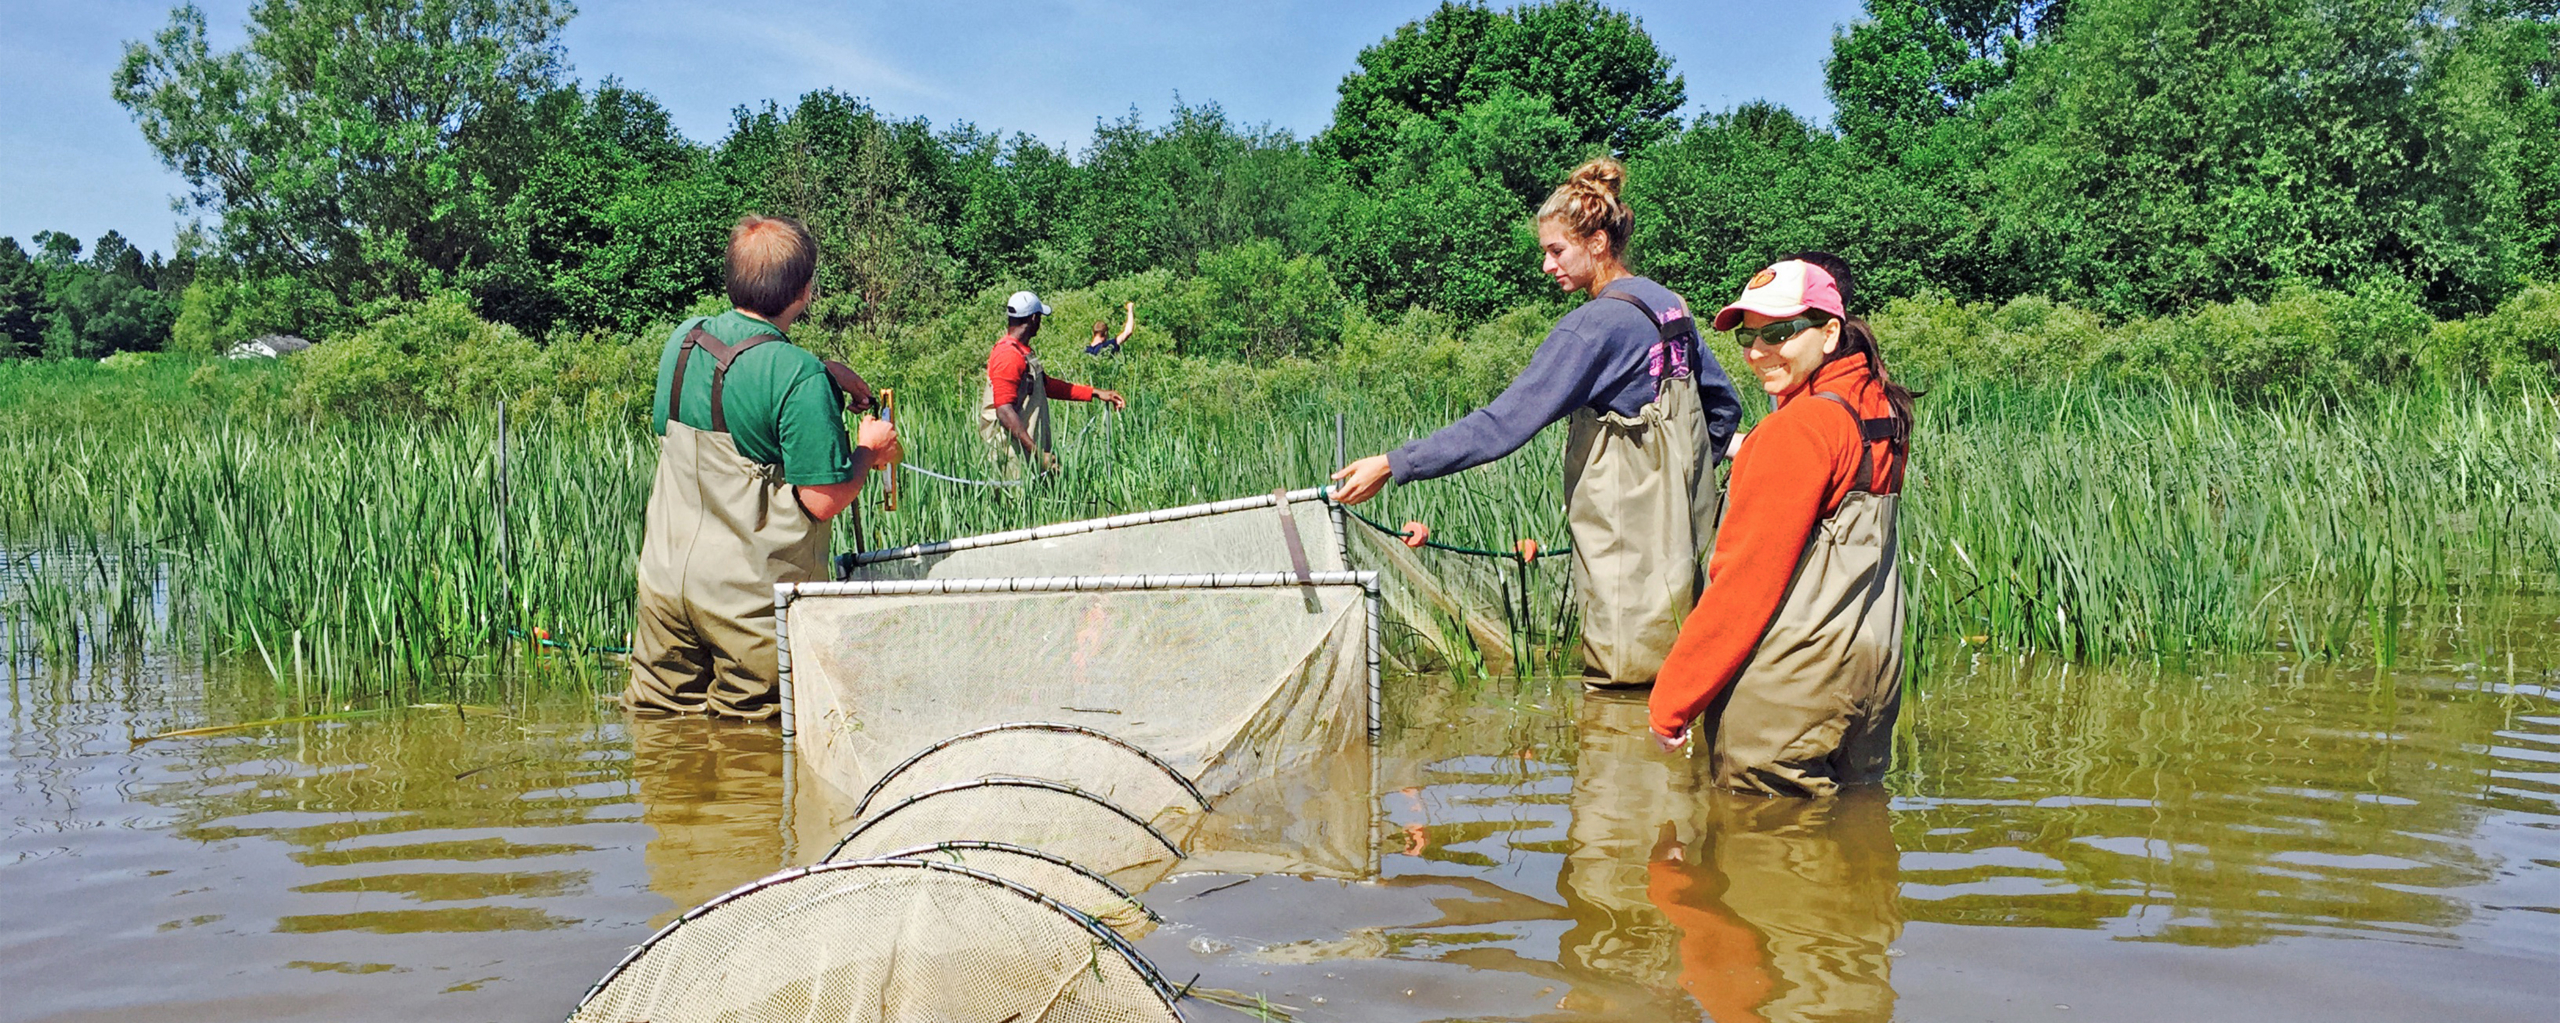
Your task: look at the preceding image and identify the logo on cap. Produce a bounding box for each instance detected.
[1748,269,1779,290]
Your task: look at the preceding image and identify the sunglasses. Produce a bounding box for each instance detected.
[1731,317,1817,348]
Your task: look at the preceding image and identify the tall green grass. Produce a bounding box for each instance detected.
[3,355,2554,692]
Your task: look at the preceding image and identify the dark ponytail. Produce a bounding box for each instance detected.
[1785,250,1919,434]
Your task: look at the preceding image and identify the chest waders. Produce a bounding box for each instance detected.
[977,341,1053,478]
[1564,287,1720,686]
[625,325,830,720]
[1708,391,1907,798]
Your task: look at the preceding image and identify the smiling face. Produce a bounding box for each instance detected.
[1538,218,1616,294]
[1736,309,1843,398]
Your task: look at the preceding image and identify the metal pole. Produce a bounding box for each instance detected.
[774,584,795,745]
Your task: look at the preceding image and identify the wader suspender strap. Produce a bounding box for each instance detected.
[1812,391,1907,494]
[671,326,781,434]
[1595,286,1699,379]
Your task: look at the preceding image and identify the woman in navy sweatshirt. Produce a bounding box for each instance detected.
[1330,158,1743,686]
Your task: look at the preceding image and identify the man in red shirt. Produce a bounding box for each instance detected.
[980,290,1126,475]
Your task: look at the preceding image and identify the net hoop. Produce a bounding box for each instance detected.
[876,839,1162,925]
[567,858,1186,1020]
[825,776,1186,863]
[854,721,1212,818]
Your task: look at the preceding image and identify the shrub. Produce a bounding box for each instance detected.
[290,294,541,418]
[171,273,345,355]
[1150,240,1349,361]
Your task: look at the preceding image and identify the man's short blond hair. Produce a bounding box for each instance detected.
[725,215,818,318]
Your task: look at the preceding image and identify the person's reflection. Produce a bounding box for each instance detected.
[1558,691,1708,1012]
[1562,692,1901,1021]
[626,712,788,923]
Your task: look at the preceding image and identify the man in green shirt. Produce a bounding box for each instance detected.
[625,215,899,720]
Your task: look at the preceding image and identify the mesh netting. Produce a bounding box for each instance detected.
[876,840,1158,939]
[1348,518,1540,670]
[825,778,1187,892]
[779,490,1382,890]
[782,579,1373,802]
[855,722,1210,824]
[569,860,1180,1023]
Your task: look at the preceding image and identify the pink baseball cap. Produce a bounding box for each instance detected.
[1712,259,1846,331]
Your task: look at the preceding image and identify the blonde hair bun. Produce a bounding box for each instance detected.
[1567,157,1625,200]
[1537,156,1633,254]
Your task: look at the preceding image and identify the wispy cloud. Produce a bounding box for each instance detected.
[736,19,951,105]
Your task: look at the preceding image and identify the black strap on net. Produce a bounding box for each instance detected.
[1272,488,1324,613]
[1811,391,1908,493]
[670,325,781,434]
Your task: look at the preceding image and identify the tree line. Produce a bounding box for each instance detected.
[3,0,2553,364]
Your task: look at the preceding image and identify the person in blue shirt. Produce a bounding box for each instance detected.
[1086,301,1136,356]
[1330,158,1743,687]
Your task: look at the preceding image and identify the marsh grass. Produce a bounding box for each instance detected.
[3,356,2555,693]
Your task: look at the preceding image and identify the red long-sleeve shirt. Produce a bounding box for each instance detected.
[986,337,1094,407]
[1650,357,1903,739]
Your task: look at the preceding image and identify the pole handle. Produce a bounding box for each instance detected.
[883,388,899,512]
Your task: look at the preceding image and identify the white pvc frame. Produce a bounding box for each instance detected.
[845,487,1334,567]
[775,571,1382,747]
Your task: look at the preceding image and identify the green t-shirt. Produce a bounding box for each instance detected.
[651,311,856,486]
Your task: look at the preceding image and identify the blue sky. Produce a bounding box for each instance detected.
[0,0,1867,256]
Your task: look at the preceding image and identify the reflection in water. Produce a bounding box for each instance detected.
[624,712,786,920]
[1649,790,1900,1023]
[6,648,2557,1022]
[1896,659,2509,945]
[1566,692,1900,1022]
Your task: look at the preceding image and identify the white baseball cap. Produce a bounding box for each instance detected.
[1005,290,1051,318]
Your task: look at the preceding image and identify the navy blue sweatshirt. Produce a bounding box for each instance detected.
[1387,277,1744,482]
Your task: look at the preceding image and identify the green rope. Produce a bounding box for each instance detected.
[1338,504,1571,562]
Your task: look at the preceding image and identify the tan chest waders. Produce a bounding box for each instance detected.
[977,341,1053,477]
[625,325,830,720]
[1564,287,1720,686]
[1709,391,1907,797]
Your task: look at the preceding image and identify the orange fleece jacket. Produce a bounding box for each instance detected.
[1649,357,1902,739]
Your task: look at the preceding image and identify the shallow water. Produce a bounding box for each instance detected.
[3,652,2555,1022]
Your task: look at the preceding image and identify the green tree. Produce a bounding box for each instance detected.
[0,239,43,357]
[714,90,955,331]
[1313,2,1684,318]
[1994,0,2523,315]
[1826,1,2069,143]
[36,232,180,359]
[1318,0,1685,192]
[1316,87,1570,318]
[941,127,1079,289]
[2499,7,2560,283]
[497,79,731,331]
[1067,102,1319,285]
[114,0,574,315]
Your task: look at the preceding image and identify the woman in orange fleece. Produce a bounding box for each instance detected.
[1650,253,1916,797]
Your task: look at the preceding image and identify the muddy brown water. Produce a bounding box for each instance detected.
[4,653,2555,1022]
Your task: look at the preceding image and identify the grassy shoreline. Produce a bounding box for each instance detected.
[6,349,2557,694]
